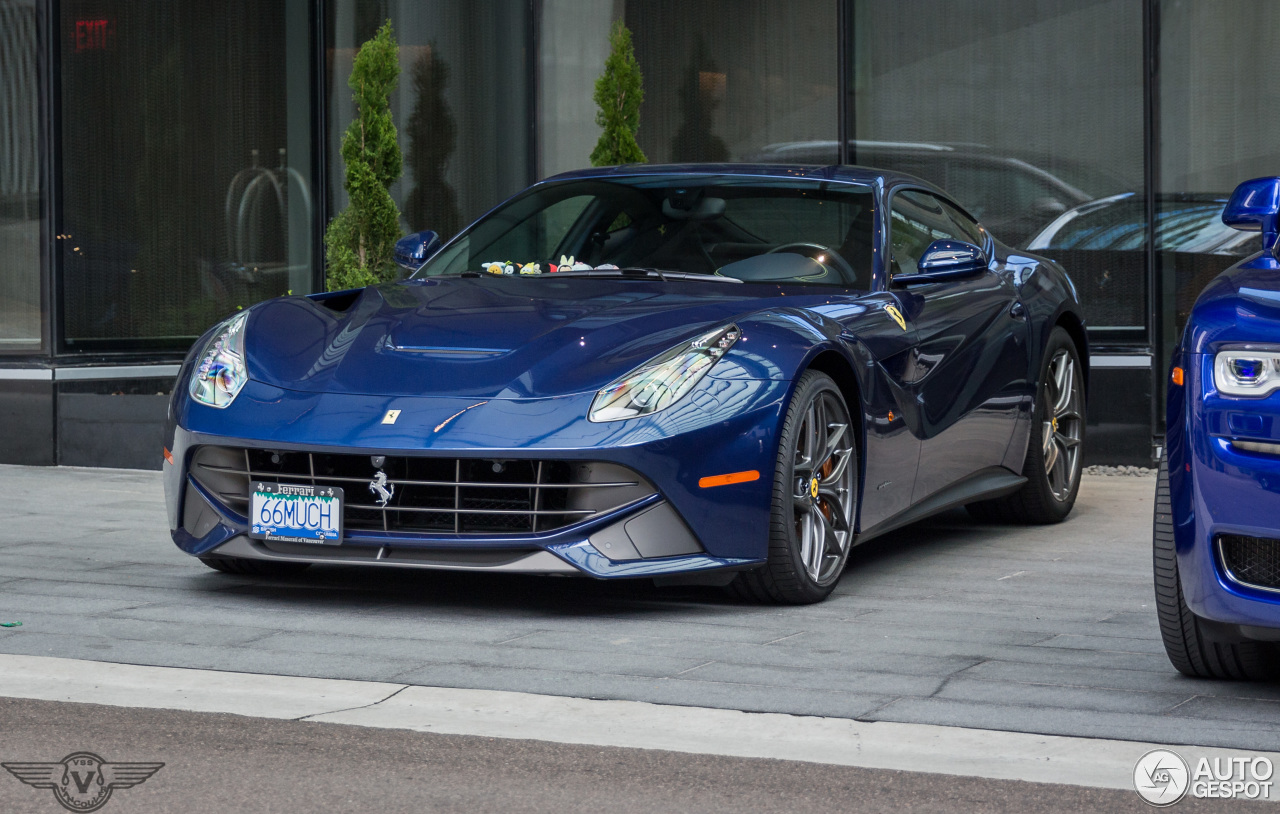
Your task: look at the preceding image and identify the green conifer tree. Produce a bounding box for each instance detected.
[590,21,647,167]
[325,20,403,291]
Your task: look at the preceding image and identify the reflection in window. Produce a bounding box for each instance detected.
[850,0,1143,340]
[326,1,530,242]
[624,0,837,165]
[1158,0,1280,339]
[0,0,41,350]
[59,0,314,351]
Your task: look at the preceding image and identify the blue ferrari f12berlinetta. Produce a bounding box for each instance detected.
[165,164,1086,604]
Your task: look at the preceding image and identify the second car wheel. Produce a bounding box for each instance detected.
[730,370,858,604]
[967,326,1084,524]
[1153,459,1279,680]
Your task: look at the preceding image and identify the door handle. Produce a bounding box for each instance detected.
[1009,301,1026,319]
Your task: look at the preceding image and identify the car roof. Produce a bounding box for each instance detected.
[541,162,939,192]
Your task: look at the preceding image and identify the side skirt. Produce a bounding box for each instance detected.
[854,466,1026,545]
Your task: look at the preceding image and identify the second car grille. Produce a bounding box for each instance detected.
[1219,534,1280,591]
[189,446,656,536]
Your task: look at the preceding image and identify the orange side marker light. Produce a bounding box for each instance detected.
[163,447,174,465]
[1171,367,1184,386]
[699,470,760,488]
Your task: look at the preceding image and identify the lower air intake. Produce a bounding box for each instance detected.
[1219,534,1280,591]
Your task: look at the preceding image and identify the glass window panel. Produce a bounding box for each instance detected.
[1157,0,1278,345]
[622,0,838,165]
[0,0,43,351]
[59,1,315,352]
[852,0,1145,341]
[326,0,531,243]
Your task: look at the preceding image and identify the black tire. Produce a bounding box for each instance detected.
[1153,459,1279,680]
[729,371,858,605]
[198,556,311,577]
[967,326,1083,524]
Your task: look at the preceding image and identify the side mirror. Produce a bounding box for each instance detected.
[1222,177,1280,253]
[393,230,442,273]
[899,240,988,284]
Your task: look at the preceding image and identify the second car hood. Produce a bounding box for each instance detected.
[244,277,770,399]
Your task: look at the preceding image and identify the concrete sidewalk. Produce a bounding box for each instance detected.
[0,466,1276,750]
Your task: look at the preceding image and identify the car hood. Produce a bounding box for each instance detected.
[1187,256,1280,350]
[244,277,771,399]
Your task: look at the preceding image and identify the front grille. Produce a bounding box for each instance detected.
[1219,534,1280,591]
[189,446,655,536]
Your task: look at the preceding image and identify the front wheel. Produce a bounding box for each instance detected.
[730,370,858,604]
[1153,459,1279,680]
[968,326,1083,524]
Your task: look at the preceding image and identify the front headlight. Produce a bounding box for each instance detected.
[190,311,249,408]
[589,324,740,422]
[1214,349,1280,397]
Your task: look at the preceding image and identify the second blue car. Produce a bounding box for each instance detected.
[1158,176,1280,679]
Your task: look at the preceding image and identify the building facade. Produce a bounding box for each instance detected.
[0,0,1276,469]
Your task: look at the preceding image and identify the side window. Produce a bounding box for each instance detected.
[889,190,959,276]
[937,198,985,246]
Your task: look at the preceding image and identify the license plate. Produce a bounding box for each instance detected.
[249,482,343,544]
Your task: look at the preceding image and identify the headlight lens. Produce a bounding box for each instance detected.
[1214,349,1280,397]
[190,312,249,408]
[589,324,740,422]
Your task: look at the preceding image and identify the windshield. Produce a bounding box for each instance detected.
[417,175,876,288]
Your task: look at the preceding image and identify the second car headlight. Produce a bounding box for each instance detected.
[190,311,249,408]
[1214,348,1280,397]
[589,324,740,422]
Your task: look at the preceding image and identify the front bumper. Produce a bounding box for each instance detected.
[165,378,787,578]
[1176,352,1280,628]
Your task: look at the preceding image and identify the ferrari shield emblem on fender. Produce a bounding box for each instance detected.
[381,409,401,425]
[883,304,907,331]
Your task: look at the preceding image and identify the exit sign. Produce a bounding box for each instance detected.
[72,17,114,52]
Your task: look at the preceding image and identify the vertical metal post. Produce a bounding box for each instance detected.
[1144,0,1164,455]
[310,0,328,294]
[528,0,542,183]
[836,0,852,166]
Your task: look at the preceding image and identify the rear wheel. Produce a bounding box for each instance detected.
[730,371,857,604]
[1153,459,1279,680]
[967,326,1083,524]
[198,556,311,577]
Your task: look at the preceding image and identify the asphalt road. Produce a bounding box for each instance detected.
[0,696,1266,814]
[0,466,1277,752]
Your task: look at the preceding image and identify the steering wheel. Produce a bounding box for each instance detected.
[765,242,856,282]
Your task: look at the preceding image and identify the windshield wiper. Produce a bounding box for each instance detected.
[540,267,743,284]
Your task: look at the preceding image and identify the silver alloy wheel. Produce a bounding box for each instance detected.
[1042,349,1083,501]
[790,389,856,584]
